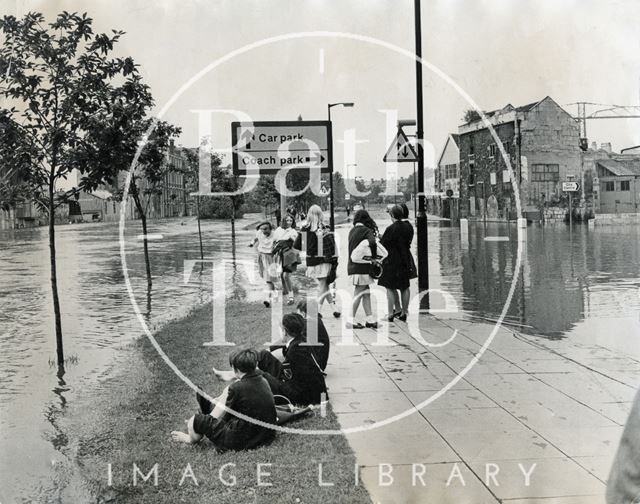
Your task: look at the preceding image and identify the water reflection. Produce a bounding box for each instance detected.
[46,368,70,452]
[438,222,640,338]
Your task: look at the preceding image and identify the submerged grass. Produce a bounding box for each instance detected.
[75,301,370,504]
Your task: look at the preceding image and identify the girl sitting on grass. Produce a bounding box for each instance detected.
[214,313,328,406]
[170,349,276,451]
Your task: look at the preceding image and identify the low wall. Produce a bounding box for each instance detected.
[593,213,640,225]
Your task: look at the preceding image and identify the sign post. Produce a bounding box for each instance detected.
[562,180,580,229]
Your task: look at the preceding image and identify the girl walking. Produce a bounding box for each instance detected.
[293,205,340,317]
[273,213,299,305]
[250,221,279,307]
[347,209,379,329]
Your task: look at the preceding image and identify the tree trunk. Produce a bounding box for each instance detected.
[48,182,64,369]
[196,195,203,261]
[231,196,236,242]
[140,211,152,287]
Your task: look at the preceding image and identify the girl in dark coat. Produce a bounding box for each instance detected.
[347,210,379,329]
[378,204,414,321]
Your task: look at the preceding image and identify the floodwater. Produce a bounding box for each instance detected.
[1,216,639,501]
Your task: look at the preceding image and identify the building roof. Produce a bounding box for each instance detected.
[516,101,540,113]
[436,133,461,167]
[597,158,640,177]
[461,96,570,126]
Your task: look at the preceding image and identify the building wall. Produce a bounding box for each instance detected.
[519,98,581,207]
[597,172,639,214]
[458,121,517,219]
[458,98,581,219]
[437,136,460,194]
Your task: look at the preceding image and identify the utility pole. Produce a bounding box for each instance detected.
[327,102,354,231]
[414,0,429,296]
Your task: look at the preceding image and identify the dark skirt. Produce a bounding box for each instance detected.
[377,251,411,290]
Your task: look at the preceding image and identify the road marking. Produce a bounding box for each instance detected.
[484,236,510,242]
[137,234,164,240]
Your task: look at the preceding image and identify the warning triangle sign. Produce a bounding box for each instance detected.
[383,128,418,163]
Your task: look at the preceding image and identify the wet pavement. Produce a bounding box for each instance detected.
[320,217,640,503]
[324,311,635,503]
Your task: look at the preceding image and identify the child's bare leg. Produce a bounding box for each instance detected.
[171,415,202,444]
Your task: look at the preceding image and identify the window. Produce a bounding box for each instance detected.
[503,141,510,154]
[621,180,630,191]
[444,163,458,180]
[469,163,476,186]
[604,181,615,192]
[489,144,497,158]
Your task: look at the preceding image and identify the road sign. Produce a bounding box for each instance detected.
[231,121,331,175]
[383,128,418,163]
[345,193,351,200]
[562,181,580,192]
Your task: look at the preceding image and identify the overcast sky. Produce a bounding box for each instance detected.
[3,0,640,179]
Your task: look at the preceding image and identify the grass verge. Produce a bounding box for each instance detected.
[75,301,371,504]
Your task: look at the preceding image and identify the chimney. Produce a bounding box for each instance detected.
[600,142,612,153]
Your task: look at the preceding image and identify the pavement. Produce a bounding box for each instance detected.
[322,312,638,503]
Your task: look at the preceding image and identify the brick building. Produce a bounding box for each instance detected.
[458,96,582,219]
[111,143,191,221]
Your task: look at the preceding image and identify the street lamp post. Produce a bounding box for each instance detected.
[414,0,430,296]
[327,102,354,231]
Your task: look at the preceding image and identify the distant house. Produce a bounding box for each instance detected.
[594,157,640,213]
[458,96,581,220]
[436,133,460,196]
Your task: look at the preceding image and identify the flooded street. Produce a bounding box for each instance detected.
[1,217,639,501]
[0,216,261,502]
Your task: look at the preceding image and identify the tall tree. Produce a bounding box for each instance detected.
[0,12,177,366]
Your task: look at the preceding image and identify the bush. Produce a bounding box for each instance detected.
[199,198,243,219]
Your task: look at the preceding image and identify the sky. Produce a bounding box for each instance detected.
[2,0,640,180]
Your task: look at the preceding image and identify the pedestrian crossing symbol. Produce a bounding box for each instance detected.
[383,128,418,163]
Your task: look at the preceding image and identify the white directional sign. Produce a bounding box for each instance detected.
[232,121,331,175]
[383,128,418,163]
[562,181,580,192]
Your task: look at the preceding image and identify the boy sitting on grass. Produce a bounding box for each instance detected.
[171,349,276,451]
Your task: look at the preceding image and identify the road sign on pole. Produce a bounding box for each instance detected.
[562,181,580,192]
[231,121,332,175]
[383,128,418,163]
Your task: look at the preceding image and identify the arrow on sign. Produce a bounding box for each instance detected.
[240,129,253,150]
[562,181,580,192]
[384,128,418,163]
[305,152,325,166]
